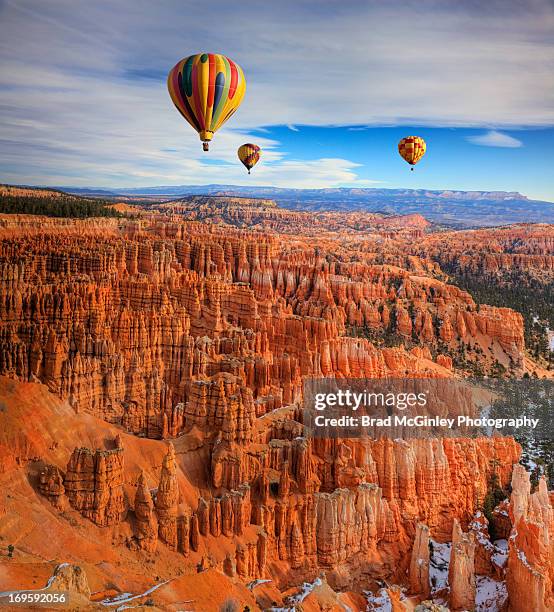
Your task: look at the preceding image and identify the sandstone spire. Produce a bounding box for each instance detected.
[448,519,476,612]
[155,444,179,550]
[133,470,157,552]
[507,471,554,612]
[409,523,430,597]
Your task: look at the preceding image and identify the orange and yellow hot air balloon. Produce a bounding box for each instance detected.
[167,53,246,151]
[238,143,261,174]
[398,136,426,170]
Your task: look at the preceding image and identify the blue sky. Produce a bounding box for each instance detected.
[258,126,554,198]
[0,0,553,200]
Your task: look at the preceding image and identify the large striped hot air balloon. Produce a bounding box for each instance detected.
[238,143,261,174]
[167,53,246,151]
[398,136,426,170]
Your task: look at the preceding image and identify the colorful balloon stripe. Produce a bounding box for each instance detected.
[168,53,246,145]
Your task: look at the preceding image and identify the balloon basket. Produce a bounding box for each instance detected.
[202,142,209,152]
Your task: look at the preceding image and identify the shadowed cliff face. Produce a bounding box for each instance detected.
[0,204,552,611]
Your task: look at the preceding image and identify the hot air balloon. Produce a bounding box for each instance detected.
[238,143,261,174]
[167,53,246,151]
[398,136,426,170]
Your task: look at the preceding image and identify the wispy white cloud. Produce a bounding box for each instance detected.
[467,130,523,148]
[225,158,365,189]
[0,62,365,188]
[350,178,383,185]
[286,124,299,132]
[0,150,367,190]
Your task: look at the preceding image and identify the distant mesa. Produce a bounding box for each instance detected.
[54,183,554,227]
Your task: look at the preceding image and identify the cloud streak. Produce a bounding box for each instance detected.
[467,130,523,148]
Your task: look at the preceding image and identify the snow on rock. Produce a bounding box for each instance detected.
[491,539,508,569]
[365,587,392,612]
[100,580,170,607]
[247,578,272,590]
[475,575,508,611]
[286,577,322,605]
[416,537,509,611]
[429,540,451,594]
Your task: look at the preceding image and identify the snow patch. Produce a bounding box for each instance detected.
[365,587,392,612]
[247,578,272,590]
[429,540,451,594]
[100,580,170,607]
[286,577,322,605]
[491,539,508,568]
[475,575,508,611]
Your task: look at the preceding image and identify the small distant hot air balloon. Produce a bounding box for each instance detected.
[238,143,261,174]
[167,53,246,151]
[398,136,426,170]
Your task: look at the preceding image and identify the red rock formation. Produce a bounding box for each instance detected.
[178,514,190,556]
[468,512,499,577]
[132,470,157,552]
[45,563,91,598]
[206,435,518,585]
[279,460,291,498]
[0,203,549,610]
[38,464,66,510]
[63,442,124,526]
[190,513,200,552]
[387,586,408,611]
[492,499,512,540]
[506,466,554,612]
[416,224,554,280]
[448,519,476,611]
[409,522,430,597]
[154,195,430,236]
[155,444,179,550]
[0,210,529,439]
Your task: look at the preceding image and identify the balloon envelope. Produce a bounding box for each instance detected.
[238,143,261,173]
[168,53,246,150]
[398,136,426,166]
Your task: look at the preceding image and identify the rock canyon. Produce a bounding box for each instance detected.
[0,191,552,611]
